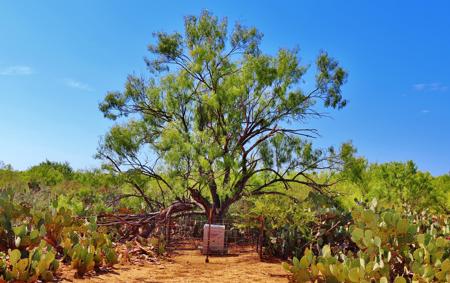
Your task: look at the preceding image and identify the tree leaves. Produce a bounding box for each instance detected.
[98,10,349,217]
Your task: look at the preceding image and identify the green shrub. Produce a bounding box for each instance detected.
[284,203,450,282]
[62,218,118,276]
[0,191,118,281]
[0,241,58,282]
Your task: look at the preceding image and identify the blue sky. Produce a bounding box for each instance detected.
[0,1,449,175]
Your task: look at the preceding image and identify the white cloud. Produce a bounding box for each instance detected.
[421,109,430,114]
[0,65,33,76]
[64,78,93,92]
[413,82,448,92]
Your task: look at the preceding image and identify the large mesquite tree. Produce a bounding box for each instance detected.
[98,11,351,221]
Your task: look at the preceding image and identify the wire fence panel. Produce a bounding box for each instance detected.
[168,215,261,253]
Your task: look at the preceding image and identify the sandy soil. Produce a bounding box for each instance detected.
[60,245,289,283]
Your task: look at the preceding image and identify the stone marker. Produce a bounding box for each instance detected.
[202,224,226,255]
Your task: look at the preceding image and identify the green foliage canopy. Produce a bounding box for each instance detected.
[98,11,351,219]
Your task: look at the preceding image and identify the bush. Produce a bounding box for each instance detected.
[0,191,118,281]
[284,202,450,282]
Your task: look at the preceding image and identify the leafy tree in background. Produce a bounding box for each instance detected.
[27,160,74,187]
[98,11,351,221]
[433,173,450,214]
[339,159,449,214]
[0,162,24,190]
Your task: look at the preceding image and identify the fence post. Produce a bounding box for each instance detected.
[205,207,213,263]
[255,226,259,253]
[258,215,264,260]
[166,213,171,245]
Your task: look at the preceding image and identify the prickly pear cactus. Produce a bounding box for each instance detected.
[284,201,450,282]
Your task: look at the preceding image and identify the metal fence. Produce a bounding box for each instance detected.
[167,214,261,253]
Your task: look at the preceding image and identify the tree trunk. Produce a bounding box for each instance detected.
[204,205,227,224]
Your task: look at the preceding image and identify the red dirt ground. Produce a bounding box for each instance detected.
[60,245,290,283]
